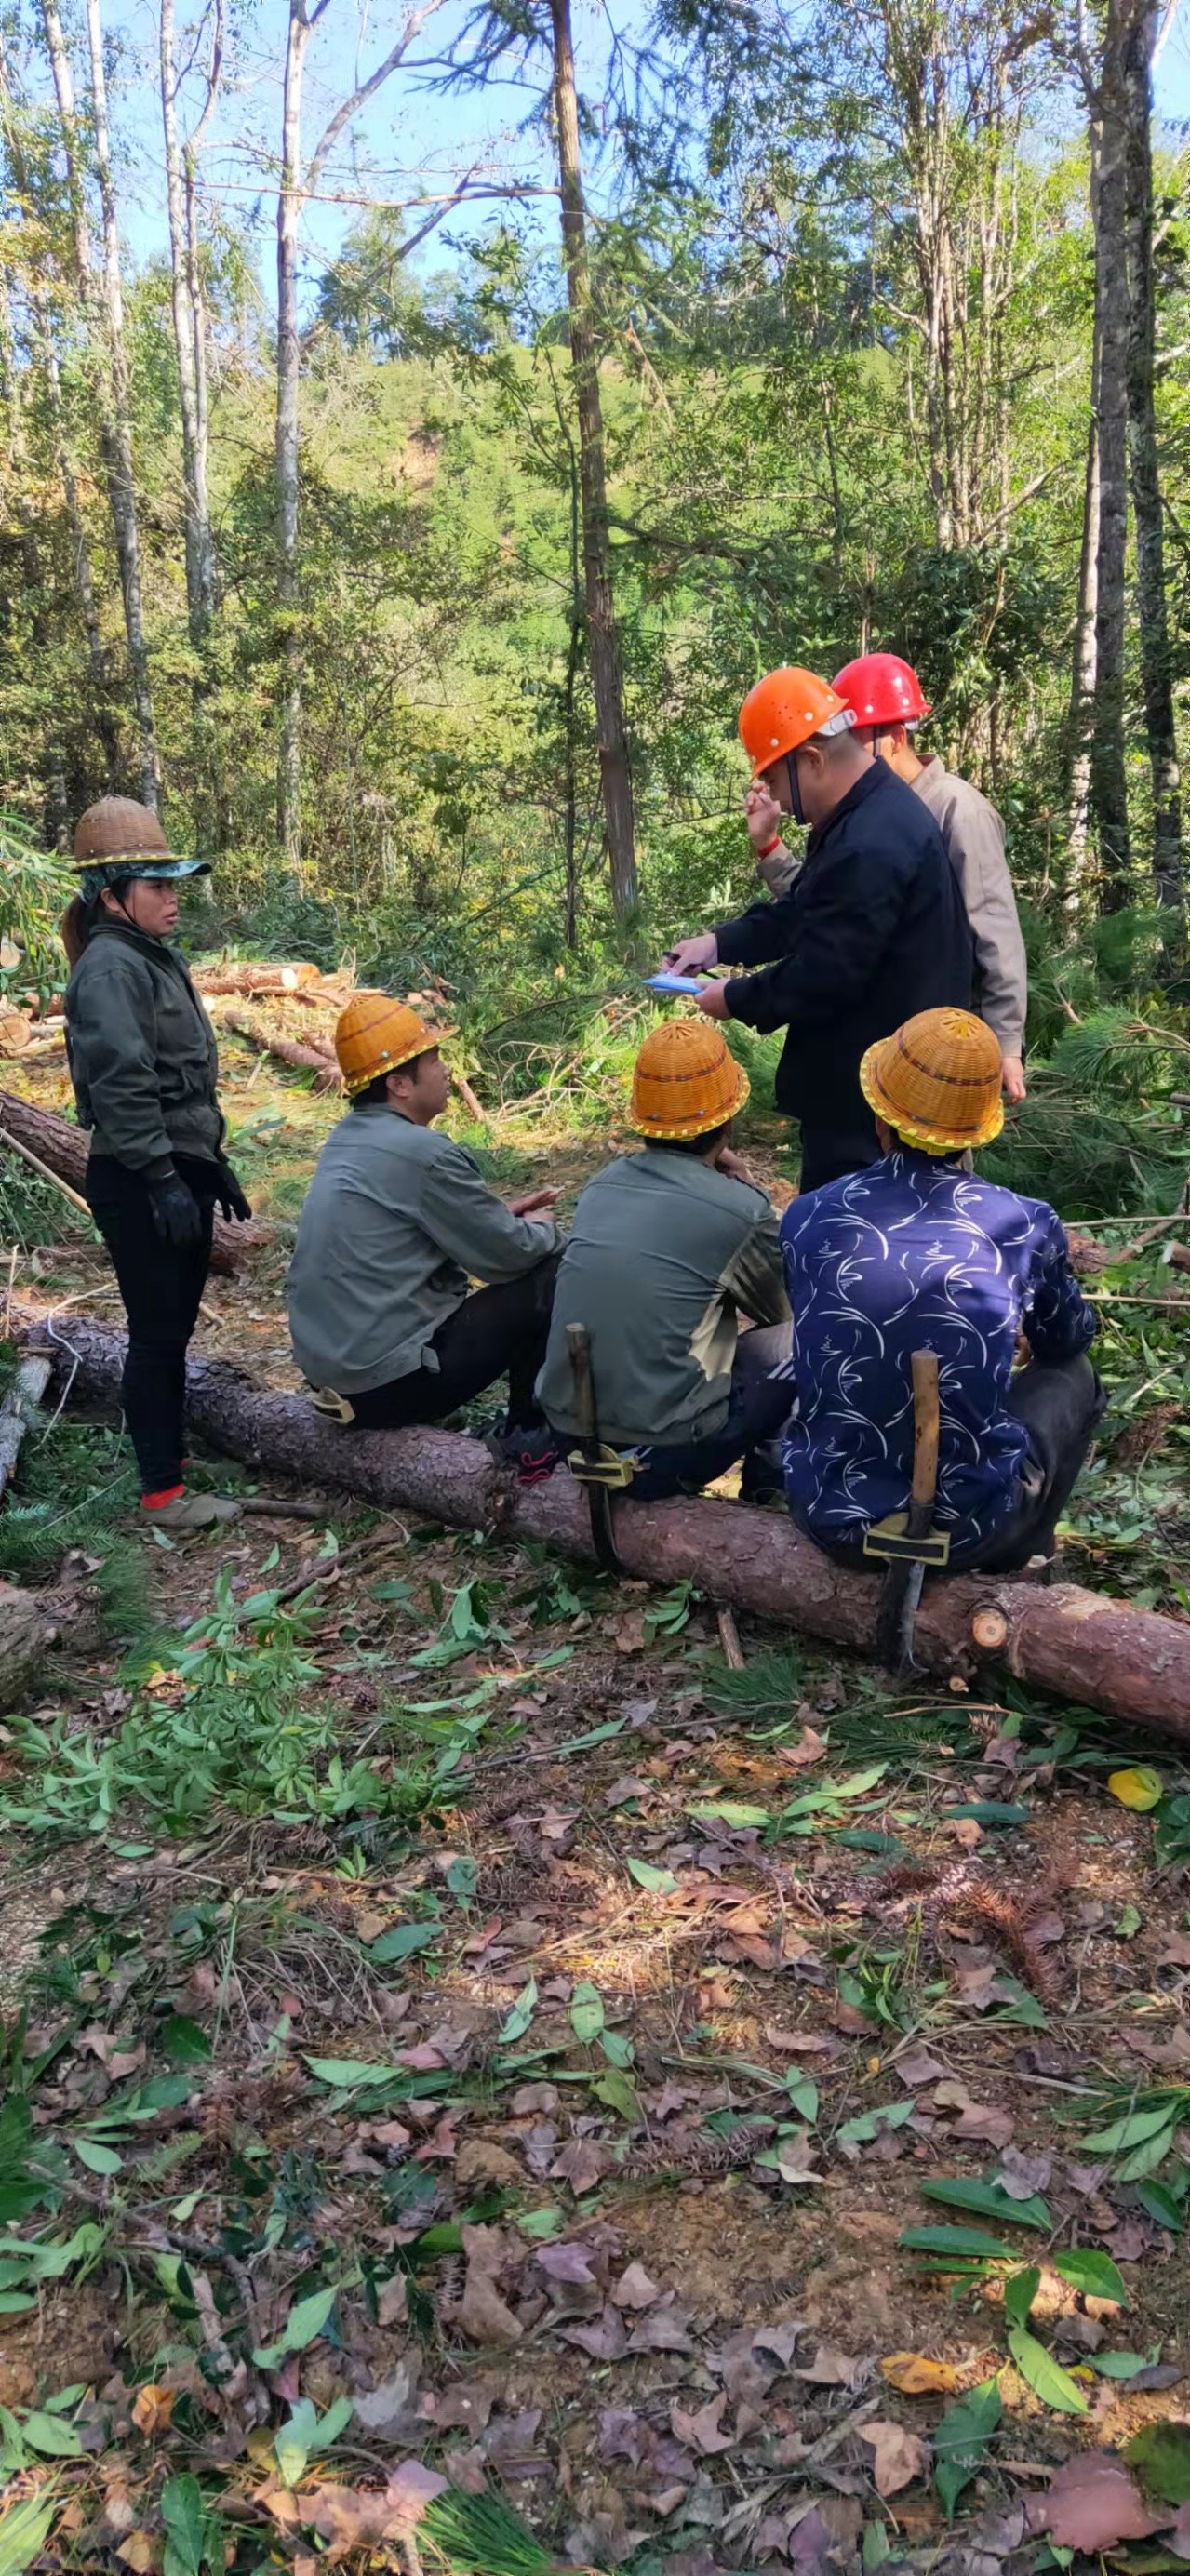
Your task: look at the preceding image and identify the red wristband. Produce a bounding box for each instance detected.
[757,834,782,860]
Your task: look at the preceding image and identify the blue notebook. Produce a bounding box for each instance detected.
[644,972,706,995]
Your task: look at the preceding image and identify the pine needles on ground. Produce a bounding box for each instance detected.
[984,1009,1190,1215]
[421,2487,567,2576]
[702,1648,983,1763]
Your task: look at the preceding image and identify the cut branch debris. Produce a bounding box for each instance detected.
[0,1089,271,1275]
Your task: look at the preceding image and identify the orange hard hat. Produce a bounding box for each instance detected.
[334,992,451,1098]
[738,666,853,778]
[832,652,930,727]
[631,1017,750,1141]
[860,1008,1004,1154]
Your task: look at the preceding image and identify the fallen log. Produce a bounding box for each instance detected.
[221,1012,341,1091]
[193,962,322,998]
[0,1090,272,1276]
[25,1307,1190,1741]
[0,1579,57,1706]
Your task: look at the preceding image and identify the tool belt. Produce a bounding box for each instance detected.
[308,1386,356,1425]
[862,1510,950,1570]
[566,1446,638,1493]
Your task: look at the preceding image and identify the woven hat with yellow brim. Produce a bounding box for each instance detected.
[335,992,455,1099]
[71,795,209,898]
[631,1018,750,1141]
[860,1007,1005,1155]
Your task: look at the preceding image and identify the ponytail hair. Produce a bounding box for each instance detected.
[60,894,99,969]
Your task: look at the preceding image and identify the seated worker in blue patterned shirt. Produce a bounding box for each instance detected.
[780,1007,1103,1573]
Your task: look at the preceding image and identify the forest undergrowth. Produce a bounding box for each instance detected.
[0,1008,1189,2576]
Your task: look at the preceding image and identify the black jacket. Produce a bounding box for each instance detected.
[715,758,974,1130]
[65,918,222,1179]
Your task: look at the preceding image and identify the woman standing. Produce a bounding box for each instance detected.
[62,797,251,1529]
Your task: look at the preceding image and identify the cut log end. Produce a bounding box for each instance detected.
[971,1608,1009,1652]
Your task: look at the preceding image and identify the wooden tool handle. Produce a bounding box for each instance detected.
[566,1322,597,1444]
[908,1350,941,1531]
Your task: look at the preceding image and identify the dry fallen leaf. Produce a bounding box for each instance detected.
[880,2352,963,2397]
[611,2262,661,2310]
[458,2267,524,2346]
[861,2419,930,2498]
[130,2382,175,2436]
[1042,2454,1169,2552]
[949,1818,983,1850]
[116,2538,156,2574]
[264,2463,449,2564]
[670,2394,735,2457]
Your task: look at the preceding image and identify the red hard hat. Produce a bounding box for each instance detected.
[832,652,930,727]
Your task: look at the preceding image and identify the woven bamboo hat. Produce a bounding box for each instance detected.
[631,1018,750,1141]
[861,1008,1005,1154]
[335,992,453,1098]
[71,796,207,881]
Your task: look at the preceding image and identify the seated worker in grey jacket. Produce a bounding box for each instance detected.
[536,1021,793,1500]
[287,995,560,1431]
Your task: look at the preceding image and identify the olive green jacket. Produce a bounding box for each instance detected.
[65,920,223,1179]
[537,1146,788,1448]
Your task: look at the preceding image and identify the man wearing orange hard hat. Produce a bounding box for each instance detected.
[287,994,561,1435]
[663,666,973,1193]
[778,1008,1103,1572]
[537,1019,793,1497]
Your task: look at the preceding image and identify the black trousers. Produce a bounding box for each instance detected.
[797,1122,881,1195]
[87,1154,216,1496]
[350,1256,560,1433]
[625,1324,796,1502]
[966,1354,1107,1573]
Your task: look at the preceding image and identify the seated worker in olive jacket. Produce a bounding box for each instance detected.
[537,1021,793,1500]
[287,994,560,1431]
[62,796,251,1531]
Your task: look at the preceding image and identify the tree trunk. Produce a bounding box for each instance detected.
[158,0,220,653]
[0,1089,270,1275]
[1089,36,1132,908]
[84,0,161,809]
[1067,391,1101,901]
[275,0,312,877]
[1123,0,1183,911]
[548,0,636,921]
[31,1310,1190,1739]
[222,1010,339,1088]
[0,1581,55,1707]
[0,1356,52,1508]
[41,0,160,808]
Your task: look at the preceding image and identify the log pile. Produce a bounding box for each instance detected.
[0,1090,271,1275]
[22,1307,1190,1741]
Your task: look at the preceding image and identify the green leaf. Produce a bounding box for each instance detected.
[1003,2264,1040,2327]
[1006,2326,1089,2415]
[920,2177,1050,2230]
[498,1978,538,2045]
[556,1718,627,1754]
[943,1802,1031,1826]
[591,2069,640,2123]
[625,1856,677,1893]
[0,2295,34,2316]
[1137,2179,1185,2231]
[446,1856,477,1903]
[159,2013,212,2064]
[1080,2102,1181,2155]
[303,2056,404,2089]
[74,2139,122,2176]
[568,1982,605,2044]
[20,2411,82,2458]
[1054,2248,1128,2305]
[837,2099,916,2144]
[517,2206,564,2240]
[161,2472,207,2576]
[253,2282,338,2368]
[786,2075,819,2123]
[1124,2422,1190,2507]
[0,2490,59,2574]
[686,1799,770,1828]
[369,1920,439,1965]
[899,2225,1011,2260]
[934,2374,1001,2519]
[1117,2124,1180,2182]
[1091,2351,1153,2379]
[274,2399,316,2489]
[599,2029,635,2069]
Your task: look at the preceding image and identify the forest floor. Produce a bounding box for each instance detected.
[1,1028,1189,2576]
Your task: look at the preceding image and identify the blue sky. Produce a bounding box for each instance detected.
[49,0,1190,312]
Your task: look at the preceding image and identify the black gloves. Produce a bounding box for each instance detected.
[147,1169,204,1249]
[214,1156,252,1223]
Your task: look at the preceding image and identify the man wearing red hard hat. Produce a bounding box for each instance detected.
[749,652,1028,1105]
